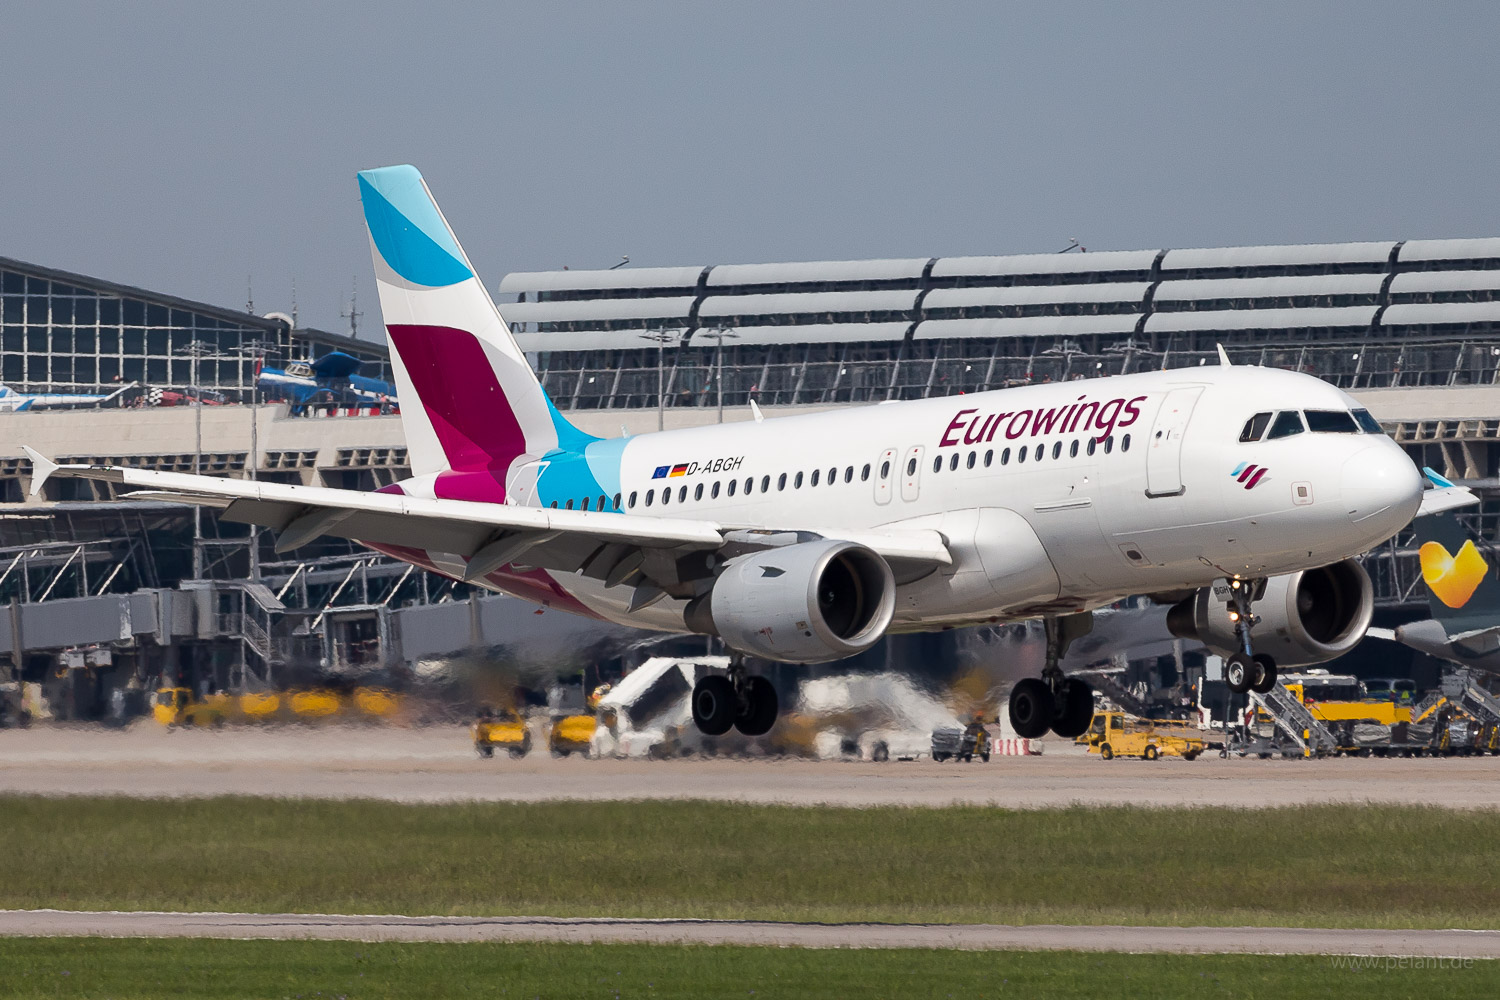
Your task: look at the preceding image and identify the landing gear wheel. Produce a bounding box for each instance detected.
[1100,743,1114,760]
[1225,653,1254,695]
[692,674,736,736]
[1008,678,1055,739]
[1250,654,1278,694]
[1050,679,1095,739]
[733,676,778,737]
[1144,744,1159,761]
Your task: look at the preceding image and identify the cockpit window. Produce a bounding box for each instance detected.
[1239,412,1273,442]
[1303,410,1360,434]
[1351,408,1384,434]
[1266,410,1305,440]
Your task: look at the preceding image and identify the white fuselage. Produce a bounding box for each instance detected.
[427,366,1422,634]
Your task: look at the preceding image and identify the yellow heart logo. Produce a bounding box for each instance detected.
[1419,539,1489,609]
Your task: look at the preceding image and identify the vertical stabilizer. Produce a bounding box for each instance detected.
[1414,512,1500,636]
[357,165,593,500]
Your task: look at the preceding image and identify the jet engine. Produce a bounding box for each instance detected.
[1166,558,1373,667]
[685,539,896,663]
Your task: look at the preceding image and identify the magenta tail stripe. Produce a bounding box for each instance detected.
[387,324,526,473]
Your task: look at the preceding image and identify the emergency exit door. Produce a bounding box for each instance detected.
[1145,387,1203,498]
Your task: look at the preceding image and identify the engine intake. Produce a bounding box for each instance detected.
[686,539,896,663]
[1166,558,1373,667]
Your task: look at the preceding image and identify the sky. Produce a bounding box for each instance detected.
[4,2,1499,336]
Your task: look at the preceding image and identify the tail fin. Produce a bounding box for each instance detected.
[1414,511,1500,636]
[356,165,593,489]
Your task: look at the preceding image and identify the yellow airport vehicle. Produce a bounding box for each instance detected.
[1079,711,1205,761]
[473,707,531,758]
[1278,672,1414,725]
[152,687,232,728]
[548,714,596,756]
[352,687,401,719]
[289,689,342,720]
[239,691,281,721]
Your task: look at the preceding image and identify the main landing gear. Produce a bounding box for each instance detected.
[1222,578,1277,696]
[692,657,778,737]
[1009,612,1097,740]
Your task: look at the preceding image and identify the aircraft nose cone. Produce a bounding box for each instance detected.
[1341,441,1423,529]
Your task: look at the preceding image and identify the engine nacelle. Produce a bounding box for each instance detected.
[1166,558,1373,667]
[686,540,896,663]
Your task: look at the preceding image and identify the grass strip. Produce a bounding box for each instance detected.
[4,796,1500,928]
[1,938,1495,1000]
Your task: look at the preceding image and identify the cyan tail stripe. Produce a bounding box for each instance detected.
[357,166,473,288]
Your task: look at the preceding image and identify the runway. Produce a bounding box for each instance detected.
[2,909,1497,957]
[4,724,1500,809]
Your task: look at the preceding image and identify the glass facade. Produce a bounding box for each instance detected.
[0,257,390,397]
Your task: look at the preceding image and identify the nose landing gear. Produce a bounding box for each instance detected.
[1008,612,1097,740]
[691,657,779,737]
[1223,578,1277,695]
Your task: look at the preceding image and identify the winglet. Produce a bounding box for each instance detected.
[1216,343,1232,366]
[23,446,57,497]
[1423,466,1456,489]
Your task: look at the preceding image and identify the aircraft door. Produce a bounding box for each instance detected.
[874,448,896,505]
[1145,387,1203,498]
[900,445,925,502]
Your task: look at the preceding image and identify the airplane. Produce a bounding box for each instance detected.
[1368,500,1500,674]
[23,164,1474,742]
[0,381,135,412]
[256,351,398,407]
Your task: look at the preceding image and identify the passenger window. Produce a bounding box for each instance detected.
[845,466,854,483]
[812,469,821,487]
[581,497,591,511]
[828,467,837,485]
[601,495,609,511]
[949,453,959,472]
[984,449,993,467]
[1018,447,1027,464]
[661,488,671,505]
[967,451,976,469]
[794,472,804,489]
[695,483,704,501]
[762,475,771,492]
[1121,434,1130,452]
[1033,444,1043,462]
[880,461,890,479]
[1352,408,1384,434]
[1002,448,1010,465]
[628,491,636,508]
[550,501,558,509]
[933,456,942,474]
[778,473,787,491]
[746,477,755,494]
[1069,440,1079,458]
[862,463,871,481]
[1104,436,1113,454]
[1304,409,1359,434]
[1266,410,1306,439]
[1087,438,1096,456]
[906,458,916,476]
[565,499,574,510]
[1239,412,1273,442]
[678,485,687,502]
[1051,442,1061,460]
[645,490,654,506]
[727,480,736,497]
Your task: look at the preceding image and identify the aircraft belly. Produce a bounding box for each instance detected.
[887,507,1061,625]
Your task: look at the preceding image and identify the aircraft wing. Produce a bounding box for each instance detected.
[24,449,951,588]
[1417,467,1480,517]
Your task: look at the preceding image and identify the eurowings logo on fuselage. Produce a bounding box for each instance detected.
[1231,462,1269,489]
[1419,539,1490,609]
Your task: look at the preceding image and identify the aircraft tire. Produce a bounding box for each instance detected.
[1250,655,1278,694]
[692,675,737,736]
[1225,654,1253,694]
[733,676,778,737]
[1050,679,1095,739]
[1008,678,1054,739]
